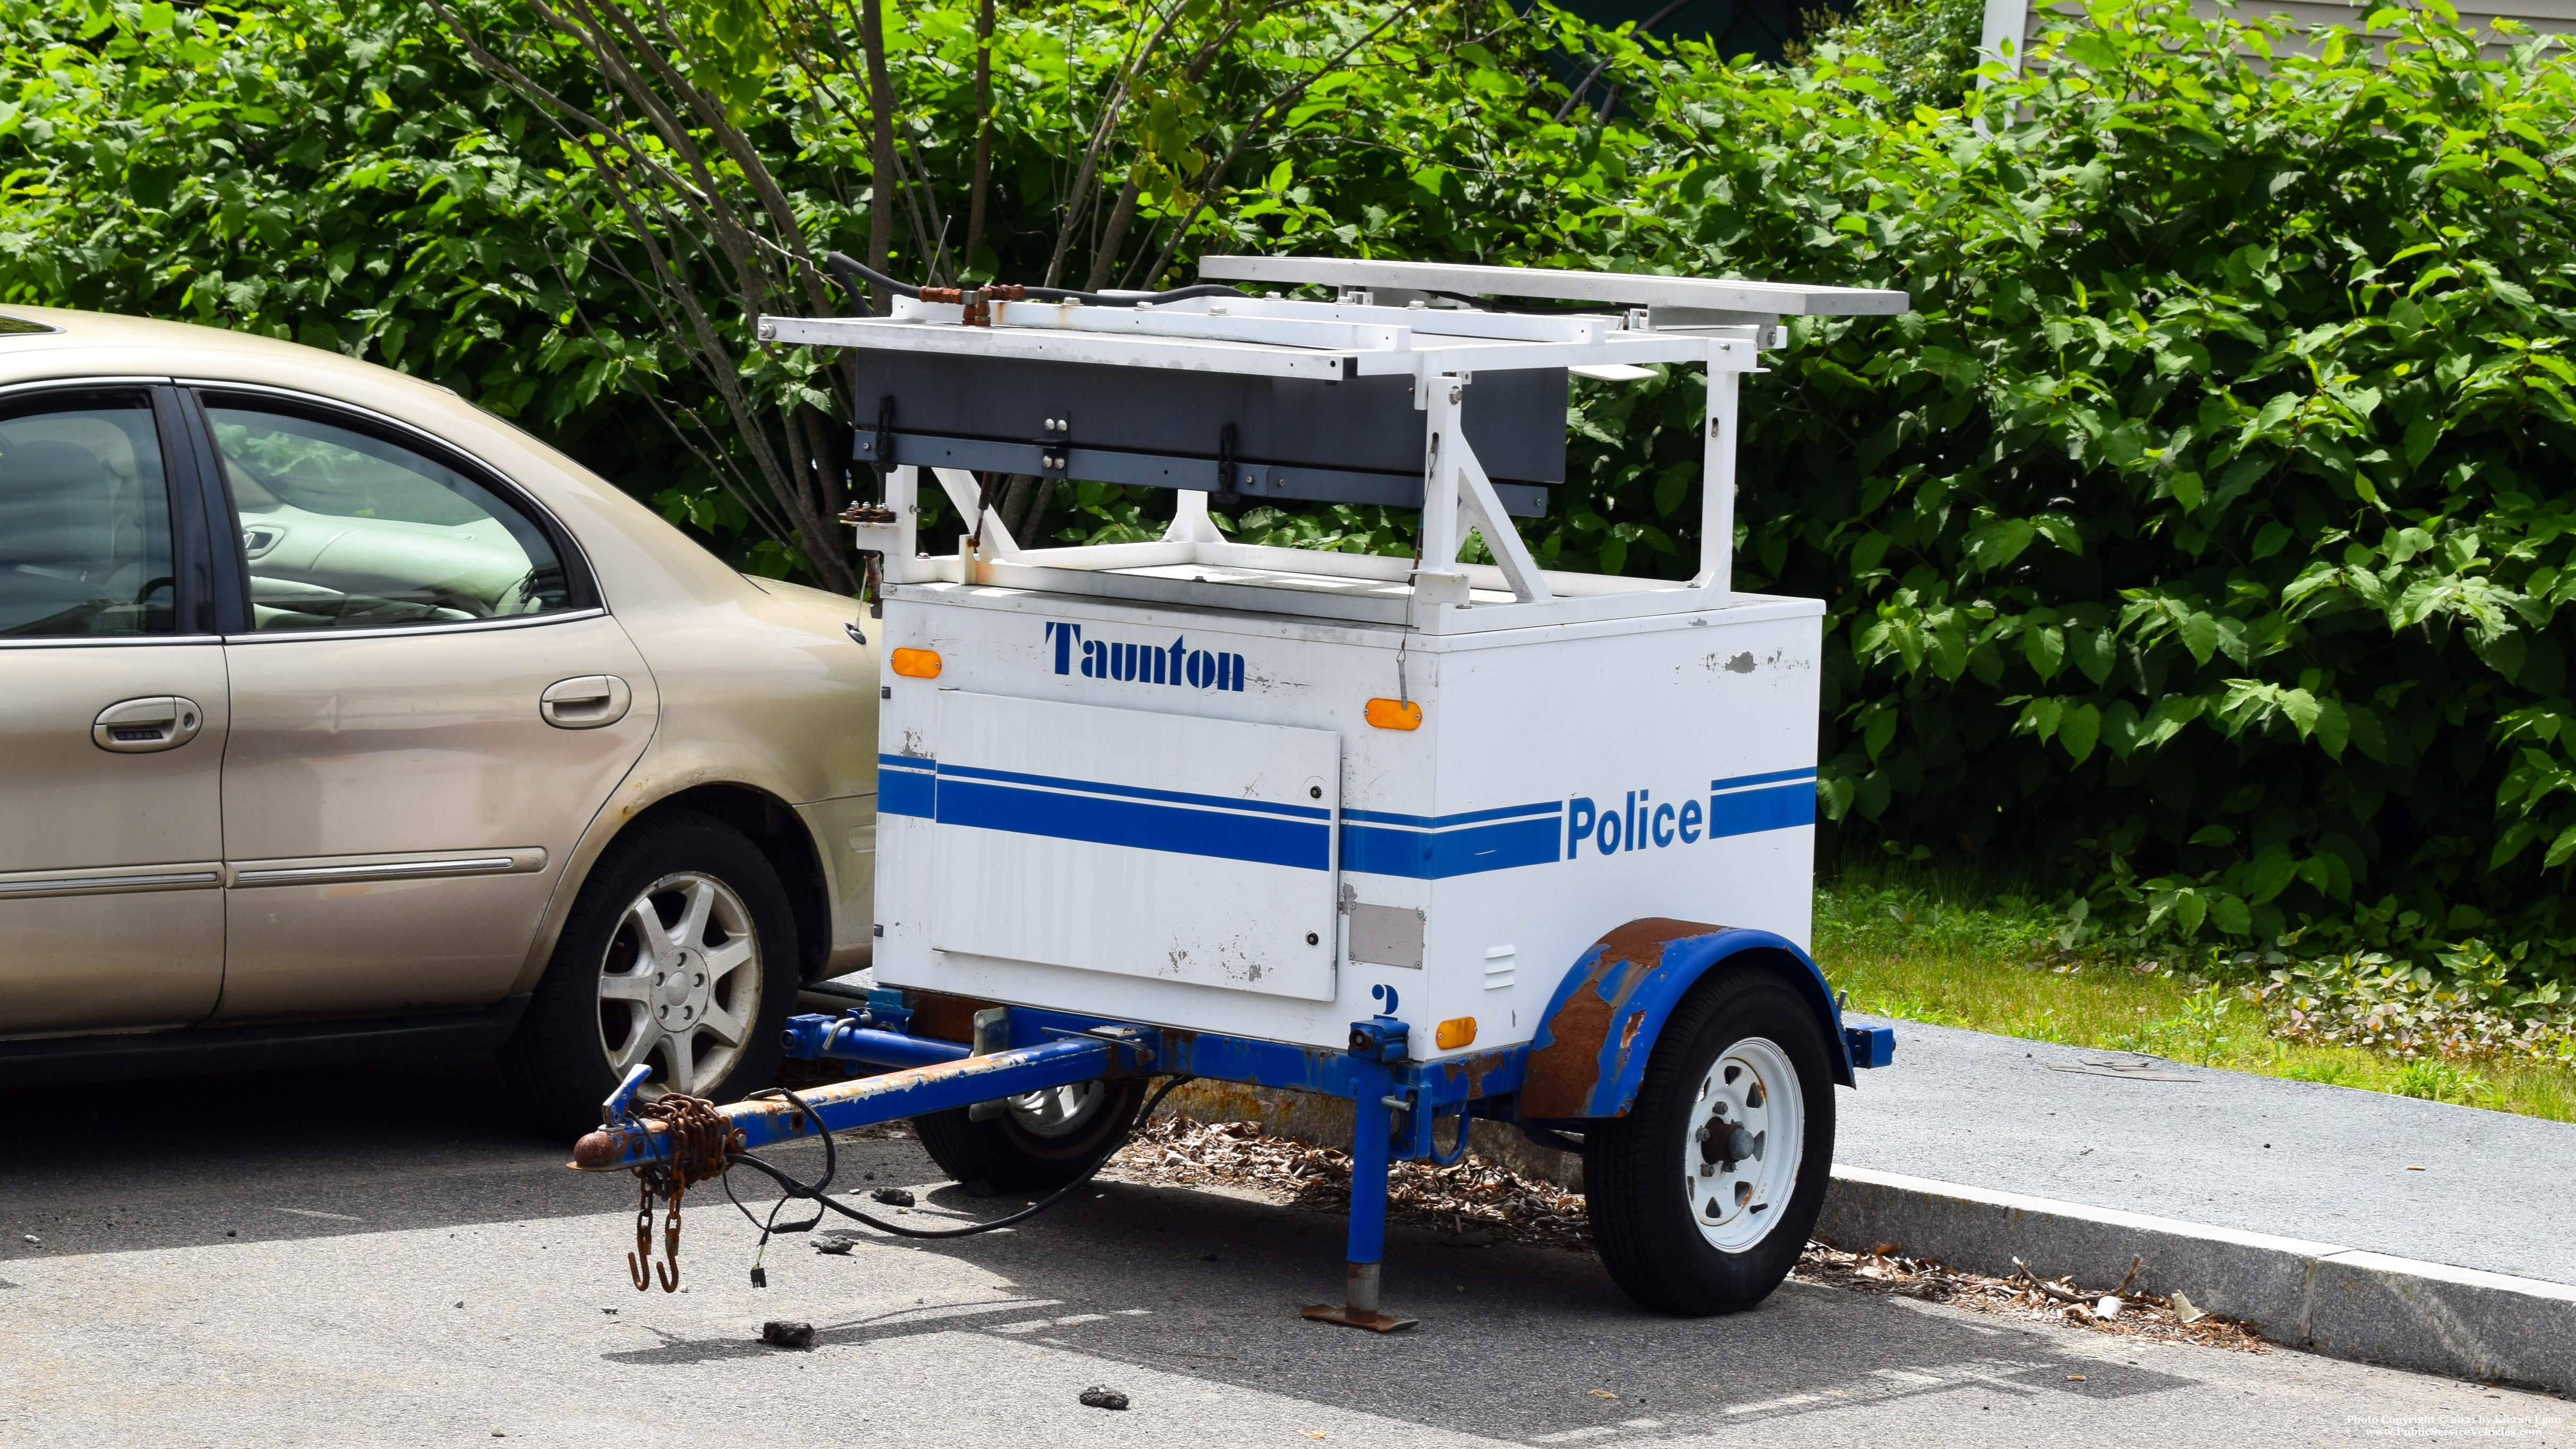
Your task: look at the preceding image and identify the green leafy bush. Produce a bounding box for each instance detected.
[0,0,1608,562]
[1793,0,1986,111]
[1517,2,2576,993]
[0,0,696,509]
[10,0,2576,1006]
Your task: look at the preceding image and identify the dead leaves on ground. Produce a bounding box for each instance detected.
[1107,1113,2264,1354]
[1106,1115,1592,1250]
[1798,1243,2266,1353]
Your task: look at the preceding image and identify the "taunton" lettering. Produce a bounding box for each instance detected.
[1045,621,1245,692]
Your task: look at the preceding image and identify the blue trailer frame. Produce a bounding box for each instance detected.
[576,919,1893,1329]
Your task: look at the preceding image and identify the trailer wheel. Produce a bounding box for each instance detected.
[503,810,799,1137]
[914,1078,1148,1193]
[1582,966,1835,1315]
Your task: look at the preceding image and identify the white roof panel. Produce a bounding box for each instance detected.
[1198,255,1907,316]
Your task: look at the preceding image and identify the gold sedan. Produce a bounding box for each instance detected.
[0,307,879,1131]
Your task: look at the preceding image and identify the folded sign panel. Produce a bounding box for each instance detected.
[930,690,1340,1001]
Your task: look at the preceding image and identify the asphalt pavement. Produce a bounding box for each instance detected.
[1834,1016,2576,1287]
[3,1061,2565,1446]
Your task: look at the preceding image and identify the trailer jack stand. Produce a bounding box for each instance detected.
[1300,1081,1418,1332]
[1302,1264,1416,1334]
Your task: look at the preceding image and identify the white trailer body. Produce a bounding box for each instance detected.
[872,583,1823,1060]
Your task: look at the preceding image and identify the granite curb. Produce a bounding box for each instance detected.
[1818,1165,2576,1395]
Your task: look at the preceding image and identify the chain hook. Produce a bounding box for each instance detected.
[628,1176,656,1291]
[614,1092,729,1295]
[656,1184,686,1292]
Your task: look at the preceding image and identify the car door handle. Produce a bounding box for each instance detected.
[540,675,633,730]
[93,696,206,753]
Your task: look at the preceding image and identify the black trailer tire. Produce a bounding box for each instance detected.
[1582,966,1836,1315]
[913,1078,1148,1193]
[503,810,800,1138]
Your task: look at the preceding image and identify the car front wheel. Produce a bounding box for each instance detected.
[505,810,799,1136]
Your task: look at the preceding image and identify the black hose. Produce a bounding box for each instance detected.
[1048,283,1246,307]
[824,251,907,306]
[821,252,1244,310]
[1423,288,1619,316]
[722,1075,1195,1245]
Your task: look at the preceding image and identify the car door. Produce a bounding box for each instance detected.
[0,383,229,1035]
[195,386,659,1022]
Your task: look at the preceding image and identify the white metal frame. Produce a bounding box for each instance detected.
[759,258,1903,636]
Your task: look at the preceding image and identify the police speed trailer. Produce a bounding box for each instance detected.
[573,254,1905,1328]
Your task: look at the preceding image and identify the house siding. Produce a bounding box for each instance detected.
[1982,0,2575,71]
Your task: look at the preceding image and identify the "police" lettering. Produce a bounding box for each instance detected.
[1565,789,1705,856]
[1046,622,1245,692]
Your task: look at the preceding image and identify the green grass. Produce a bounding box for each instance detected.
[1812,882,2576,1125]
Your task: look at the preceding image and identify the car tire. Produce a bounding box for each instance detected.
[913,1078,1148,1193]
[504,810,799,1138]
[1581,966,1836,1315]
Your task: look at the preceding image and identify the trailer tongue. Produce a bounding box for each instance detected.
[575,255,1903,1327]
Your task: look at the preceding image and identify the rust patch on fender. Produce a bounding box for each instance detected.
[1518,918,1727,1119]
[1594,917,1727,973]
[1436,1050,1519,1099]
[1519,975,1613,1118]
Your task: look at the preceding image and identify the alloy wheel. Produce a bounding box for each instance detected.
[596,871,762,1096]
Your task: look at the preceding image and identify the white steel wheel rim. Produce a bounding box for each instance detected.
[1003,1081,1108,1140]
[597,872,760,1097]
[1683,1036,1804,1252]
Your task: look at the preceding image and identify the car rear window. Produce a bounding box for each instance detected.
[207,403,577,632]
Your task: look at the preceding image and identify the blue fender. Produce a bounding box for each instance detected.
[1516,918,1856,1121]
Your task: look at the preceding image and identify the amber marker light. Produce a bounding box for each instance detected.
[1435,1017,1477,1050]
[889,648,943,679]
[1364,698,1423,731]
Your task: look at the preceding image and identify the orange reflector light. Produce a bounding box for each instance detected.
[890,648,943,679]
[1435,1017,1477,1050]
[1365,698,1423,731]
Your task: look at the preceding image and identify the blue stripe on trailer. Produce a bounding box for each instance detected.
[1709,767,1818,792]
[1338,800,1562,881]
[1340,813,1563,879]
[1704,781,1816,838]
[893,755,1809,872]
[937,775,1332,870]
[1341,800,1562,828]
[936,761,1332,820]
[880,757,935,818]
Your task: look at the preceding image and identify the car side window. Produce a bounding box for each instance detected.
[0,396,178,638]
[206,404,576,632]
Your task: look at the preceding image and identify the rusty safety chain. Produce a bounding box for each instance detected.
[625,1093,738,1293]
